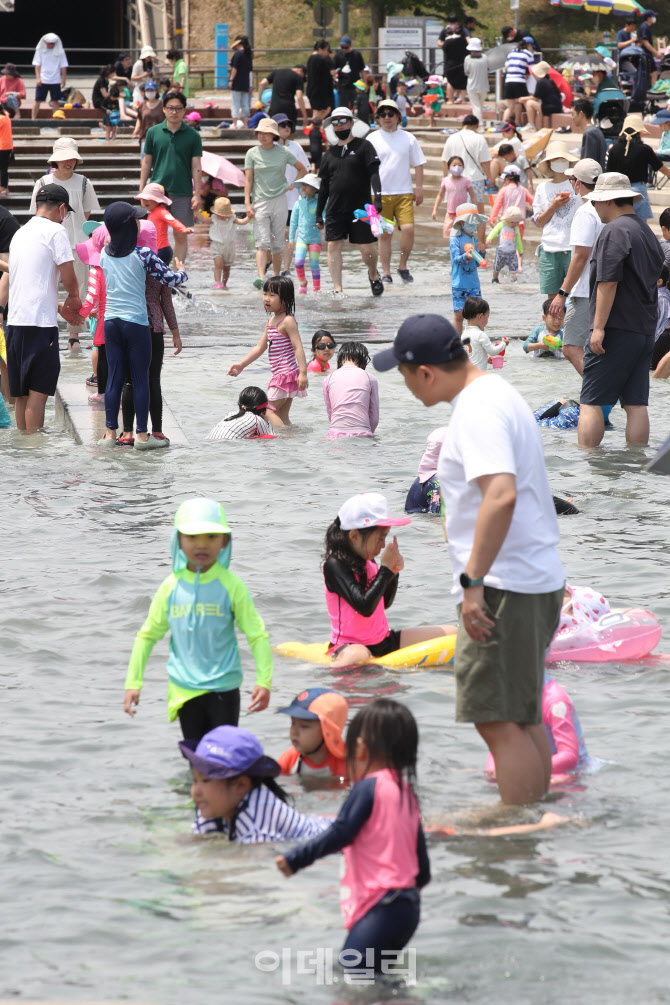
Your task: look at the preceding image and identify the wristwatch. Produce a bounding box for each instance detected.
[460,572,485,589]
[557,288,568,298]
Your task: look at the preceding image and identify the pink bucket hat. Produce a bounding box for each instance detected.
[135,182,172,205]
[137,219,158,253]
[75,224,109,267]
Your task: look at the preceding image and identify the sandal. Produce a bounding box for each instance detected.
[117,434,135,446]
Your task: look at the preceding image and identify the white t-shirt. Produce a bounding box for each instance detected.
[532,180,581,253]
[366,128,427,195]
[467,327,505,370]
[285,139,311,211]
[568,201,603,298]
[33,49,68,85]
[8,215,73,327]
[30,173,101,247]
[441,129,491,183]
[437,374,565,603]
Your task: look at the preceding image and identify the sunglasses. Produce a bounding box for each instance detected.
[331,116,351,125]
[316,342,336,350]
[378,110,396,118]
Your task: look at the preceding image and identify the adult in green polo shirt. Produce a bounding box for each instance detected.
[140,89,201,262]
[244,117,307,286]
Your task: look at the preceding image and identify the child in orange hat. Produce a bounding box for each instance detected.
[277,687,349,780]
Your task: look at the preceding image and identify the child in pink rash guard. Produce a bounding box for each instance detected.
[323,340,379,439]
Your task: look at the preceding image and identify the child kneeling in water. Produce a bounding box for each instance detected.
[276,699,430,974]
[323,492,455,666]
[277,687,349,779]
[181,725,331,841]
[124,498,273,740]
[207,386,285,440]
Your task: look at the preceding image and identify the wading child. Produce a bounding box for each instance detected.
[181,725,331,841]
[135,181,193,264]
[487,205,525,283]
[277,687,349,779]
[323,340,379,439]
[207,385,284,440]
[488,164,533,273]
[276,699,430,975]
[209,196,249,289]
[524,297,565,358]
[404,426,447,515]
[432,156,475,238]
[123,498,273,740]
[307,330,336,373]
[462,296,508,369]
[288,172,322,294]
[323,493,455,667]
[228,276,308,424]
[449,203,488,334]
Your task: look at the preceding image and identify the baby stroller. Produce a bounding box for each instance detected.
[646,50,670,115]
[594,88,629,149]
[388,50,430,99]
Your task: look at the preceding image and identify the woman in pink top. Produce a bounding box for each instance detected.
[432,156,475,237]
[323,341,379,439]
[277,698,430,976]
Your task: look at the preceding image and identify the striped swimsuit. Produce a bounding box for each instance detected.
[266,317,307,400]
[192,784,330,842]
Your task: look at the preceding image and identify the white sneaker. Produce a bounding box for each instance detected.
[236,119,244,129]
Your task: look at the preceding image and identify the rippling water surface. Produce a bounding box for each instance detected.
[3,232,670,1003]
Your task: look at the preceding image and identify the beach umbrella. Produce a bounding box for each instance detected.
[201,150,245,188]
[560,53,610,70]
[584,0,644,13]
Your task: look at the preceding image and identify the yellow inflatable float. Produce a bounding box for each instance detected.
[274,635,457,669]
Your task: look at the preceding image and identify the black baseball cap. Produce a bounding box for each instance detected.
[373,314,467,371]
[35,183,74,212]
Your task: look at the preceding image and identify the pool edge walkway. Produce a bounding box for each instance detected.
[55,383,190,447]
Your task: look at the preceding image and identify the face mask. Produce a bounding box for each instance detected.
[651,17,657,24]
[333,128,352,141]
[462,222,478,236]
[550,159,569,173]
[450,164,464,176]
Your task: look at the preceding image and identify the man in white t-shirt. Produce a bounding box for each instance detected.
[441,115,491,240]
[373,314,565,805]
[547,158,603,376]
[366,99,426,284]
[31,33,68,120]
[6,184,81,432]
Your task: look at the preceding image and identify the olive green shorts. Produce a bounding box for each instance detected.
[454,585,564,725]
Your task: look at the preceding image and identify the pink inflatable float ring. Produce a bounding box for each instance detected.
[547,607,662,664]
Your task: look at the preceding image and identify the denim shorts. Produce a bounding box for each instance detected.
[632,182,653,221]
[580,327,654,406]
[231,90,251,118]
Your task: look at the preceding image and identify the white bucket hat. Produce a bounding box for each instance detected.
[301,172,321,190]
[466,37,483,51]
[583,171,643,202]
[48,136,83,164]
[140,45,157,59]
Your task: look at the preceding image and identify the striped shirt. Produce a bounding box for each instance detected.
[504,49,534,84]
[207,410,273,440]
[192,784,331,843]
[267,320,299,376]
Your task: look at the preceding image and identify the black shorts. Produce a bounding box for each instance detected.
[324,214,377,245]
[35,82,62,103]
[329,629,401,659]
[6,324,60,397]
[503,81,528,100]
[580,327,653,407]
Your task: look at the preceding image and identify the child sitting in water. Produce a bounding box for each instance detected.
[405,426,447,514]
[181,725,331,841]
[209,196,249,290]
[322,340,379,438]
[135,182,193,264]
[207,386,285,440]
[307,330,336,373]
[276,699,430,975]
[486,672,589,779]
[323,492,455,667]
[524,298,565,358]
[277,687,349,779]
[228,276,308,425]
[462,296,508,370]
[124,498,273,740]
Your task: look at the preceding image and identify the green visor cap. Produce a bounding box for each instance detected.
[174,498,232,535]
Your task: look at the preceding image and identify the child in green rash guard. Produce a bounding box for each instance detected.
[123,498,273,741]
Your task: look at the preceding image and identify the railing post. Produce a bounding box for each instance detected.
[245,0,254,47]
[339,0,348,39]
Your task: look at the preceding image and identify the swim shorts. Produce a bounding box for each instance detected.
[328,629,401,659]
[35,82,62,103]
[538,247,571,295]
[493,248,518,273]
[581,327,653,407]
[452,286,480,313]
[381,193,414,227]
[454,586,564,724]
[6,324,60,397]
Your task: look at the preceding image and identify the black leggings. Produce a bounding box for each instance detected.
[121,329,164,433]
[97,343,108,394]
[652,327,670,370]
[177,689,241,742]
[0,150,10,189]
[341,888,420,974]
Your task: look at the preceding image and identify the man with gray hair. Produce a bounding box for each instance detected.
[548,158,603,376]
[578,171,664,447]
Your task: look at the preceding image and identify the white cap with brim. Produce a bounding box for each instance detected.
[324,106,354,128]
[583,171,643,202]
[338,492,411,531]
[301,172,321,190]
[564,158,603,185]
